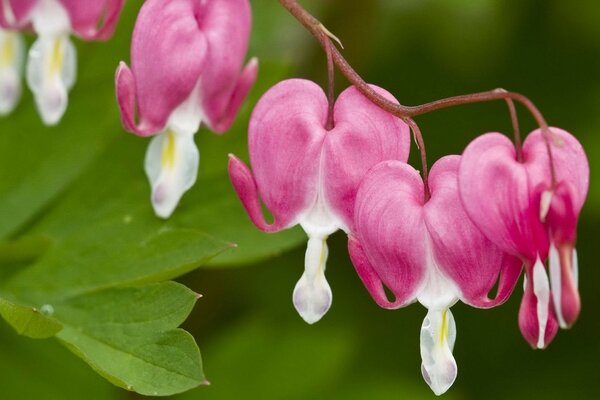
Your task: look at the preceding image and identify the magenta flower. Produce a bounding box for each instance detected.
[116,0,257,219]
[228,79,410,324]
[459,128,589,349]
[348,156,521,395]
[0,0,124,124]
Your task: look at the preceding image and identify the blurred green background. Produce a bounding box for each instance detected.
[1,0,599,399]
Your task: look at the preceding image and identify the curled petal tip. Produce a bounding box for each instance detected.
[115,61,159,137]
[348,237,400,309]
[228,155,284,233]
[211,57,259,133]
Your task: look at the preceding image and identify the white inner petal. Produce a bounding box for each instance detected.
[145,130,199,219]
[292,236,332,324]
[0,29,24,115]
[420,308,458,396]
[532,256,550,349]
[548,243,566,329]
[144,84,204,219]
[417,236,459,311]
[26,34,77,125]
[539,189,553,223]
[30,0,71,36]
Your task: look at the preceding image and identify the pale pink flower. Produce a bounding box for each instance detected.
[229,78,410,324]
[116,0,257,218]
[348,156,521,395]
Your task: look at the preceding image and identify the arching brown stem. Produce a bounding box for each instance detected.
[279,0,558,184]
[322,30,335,130]
[404,118,430,201]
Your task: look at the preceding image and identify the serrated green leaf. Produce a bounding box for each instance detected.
[52,282,204,396]
[0,297,62,339]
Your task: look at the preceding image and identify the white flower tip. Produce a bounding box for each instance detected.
[292,273,332,324]
[36,86,68,125]
[420,309,458,396]
[0,76,21,115]
[151,183,177,219]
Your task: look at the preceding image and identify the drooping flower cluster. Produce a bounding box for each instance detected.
[0,0,125,124]
[116,0,257,218]
[459,128,589,349]
[229,78,589,395]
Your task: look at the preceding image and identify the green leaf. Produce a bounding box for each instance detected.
[54,282,205,396]
[0,236,51,266]
[0,297,62,339]
[0,2,307,395]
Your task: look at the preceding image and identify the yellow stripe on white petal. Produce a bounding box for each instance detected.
[0,29,24,115]
[420,308,457,396]
[26,34,76,125]
[292,236,332,324]
[145,130,199,219]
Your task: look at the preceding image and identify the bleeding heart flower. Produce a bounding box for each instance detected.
[348,156,522,396]
[0,27,24,115]
[459,128,589,349]
[228,78,410,324]
[116,0,257,219]
[0,0,125,124]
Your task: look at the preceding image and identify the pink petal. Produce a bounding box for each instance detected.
[425,156,522,308]
[0,0,38,29]
[554,244,580,327]
[116,0,208,136]
[236,79,328,231]
[59,0,124,40]
[351,160,427,308]
[323,85,410,230]
[210,57,258,133]
[459,133,549,261]
[198,0,254,131]
[115,62,159,137]
[523,127,589,213]
[228,155,289,232]
[519,260,559,349]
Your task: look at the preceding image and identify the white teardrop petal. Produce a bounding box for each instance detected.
[292,236,332,324]
[548,243,566,328]
[26,35,77,125]
[420,308,457,396]
[539,189,553,222]
[144,130,199,219]
[532,257,550,349]
[0,30,24,115]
